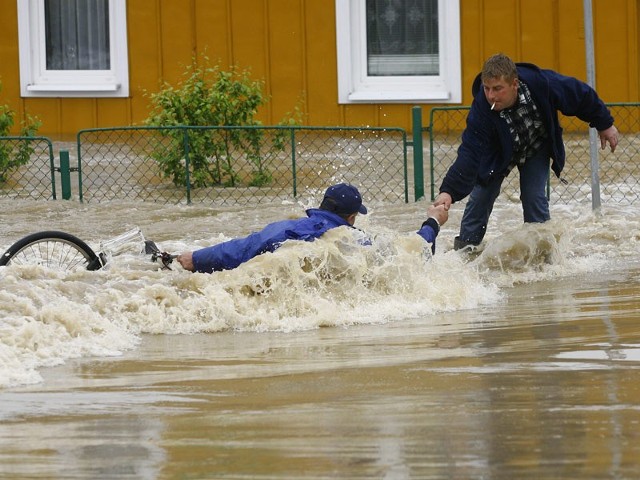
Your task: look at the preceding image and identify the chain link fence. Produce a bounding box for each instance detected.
[0,137,57,200]
[76,126,408,206]
[1,104,638,206]
[428,103,640,205]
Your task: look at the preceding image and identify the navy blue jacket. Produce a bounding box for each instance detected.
[191,209,440,273]
[440,63,615,202]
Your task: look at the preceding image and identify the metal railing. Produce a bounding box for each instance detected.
[1,103,638,206]
[427,103,640,205]
[0,136,57,200]
[76,126,408,205]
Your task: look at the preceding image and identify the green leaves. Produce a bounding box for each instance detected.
[145,58,297,188]
[0,82,41,183]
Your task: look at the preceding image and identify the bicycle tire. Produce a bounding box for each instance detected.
[0,231,105,271]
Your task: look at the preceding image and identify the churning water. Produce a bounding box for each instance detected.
[1,194,639,478]
[1,196,639,387]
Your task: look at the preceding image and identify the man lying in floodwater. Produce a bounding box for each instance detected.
[176,183,449,274]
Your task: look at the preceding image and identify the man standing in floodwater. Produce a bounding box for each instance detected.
[177,183,449,273]
[433,53,619,251]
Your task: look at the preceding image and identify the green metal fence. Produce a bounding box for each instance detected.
[1,104,638,206]
[0,136,57,200]
[76,126,409,205]
[428,103,640,205]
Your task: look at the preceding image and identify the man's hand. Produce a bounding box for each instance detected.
[177,252,195,272]
[433,192,453,210]
[427,204,449,227]
[599,125,619,153]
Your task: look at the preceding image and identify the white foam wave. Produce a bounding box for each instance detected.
[0,227,500,387]
[2,199,639,387]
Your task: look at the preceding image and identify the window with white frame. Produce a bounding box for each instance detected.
[336,0,461,103]
[17,0,129,98]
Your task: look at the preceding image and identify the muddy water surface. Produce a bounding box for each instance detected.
[1,196,639,478]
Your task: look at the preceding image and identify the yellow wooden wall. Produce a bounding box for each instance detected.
[0,0,637,137]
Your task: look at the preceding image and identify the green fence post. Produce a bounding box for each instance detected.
[42,137,58,200]
[412,106,424,201]
[76,132,83,202]
[291,128,297,198]
[183,127,192,205]
[59,150,72,200]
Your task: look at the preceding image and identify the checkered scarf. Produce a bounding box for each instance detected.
[498,81,547,166]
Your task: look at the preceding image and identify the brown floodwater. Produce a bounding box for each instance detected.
[1,197,640,479]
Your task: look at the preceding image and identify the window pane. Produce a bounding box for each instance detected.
[366,0,439,76]
[45,0,111,70]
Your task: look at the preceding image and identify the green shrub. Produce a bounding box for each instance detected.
[0,83,41,183]
[146,58,300,188]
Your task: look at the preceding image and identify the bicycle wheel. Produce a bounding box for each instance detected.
[0,231,105,271]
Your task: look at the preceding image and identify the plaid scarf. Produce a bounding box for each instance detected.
[498,81,547,166]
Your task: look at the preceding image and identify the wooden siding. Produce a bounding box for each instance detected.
[0,0,637,137]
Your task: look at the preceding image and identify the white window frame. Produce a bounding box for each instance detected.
[17,0,129,98]
[336,0,461,104]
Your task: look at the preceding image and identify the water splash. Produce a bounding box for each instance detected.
[1,198,639,387]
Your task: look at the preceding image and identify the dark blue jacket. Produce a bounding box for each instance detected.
[440,63,615,202]
[191,209,440,273]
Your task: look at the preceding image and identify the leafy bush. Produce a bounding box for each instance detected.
[146,58,300,188]
[0,83,41,183]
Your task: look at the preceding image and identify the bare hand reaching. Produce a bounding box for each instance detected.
[177,252,195,271]
[427,204,449,227]
[432,192,453,211]
[599,125,619,153]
